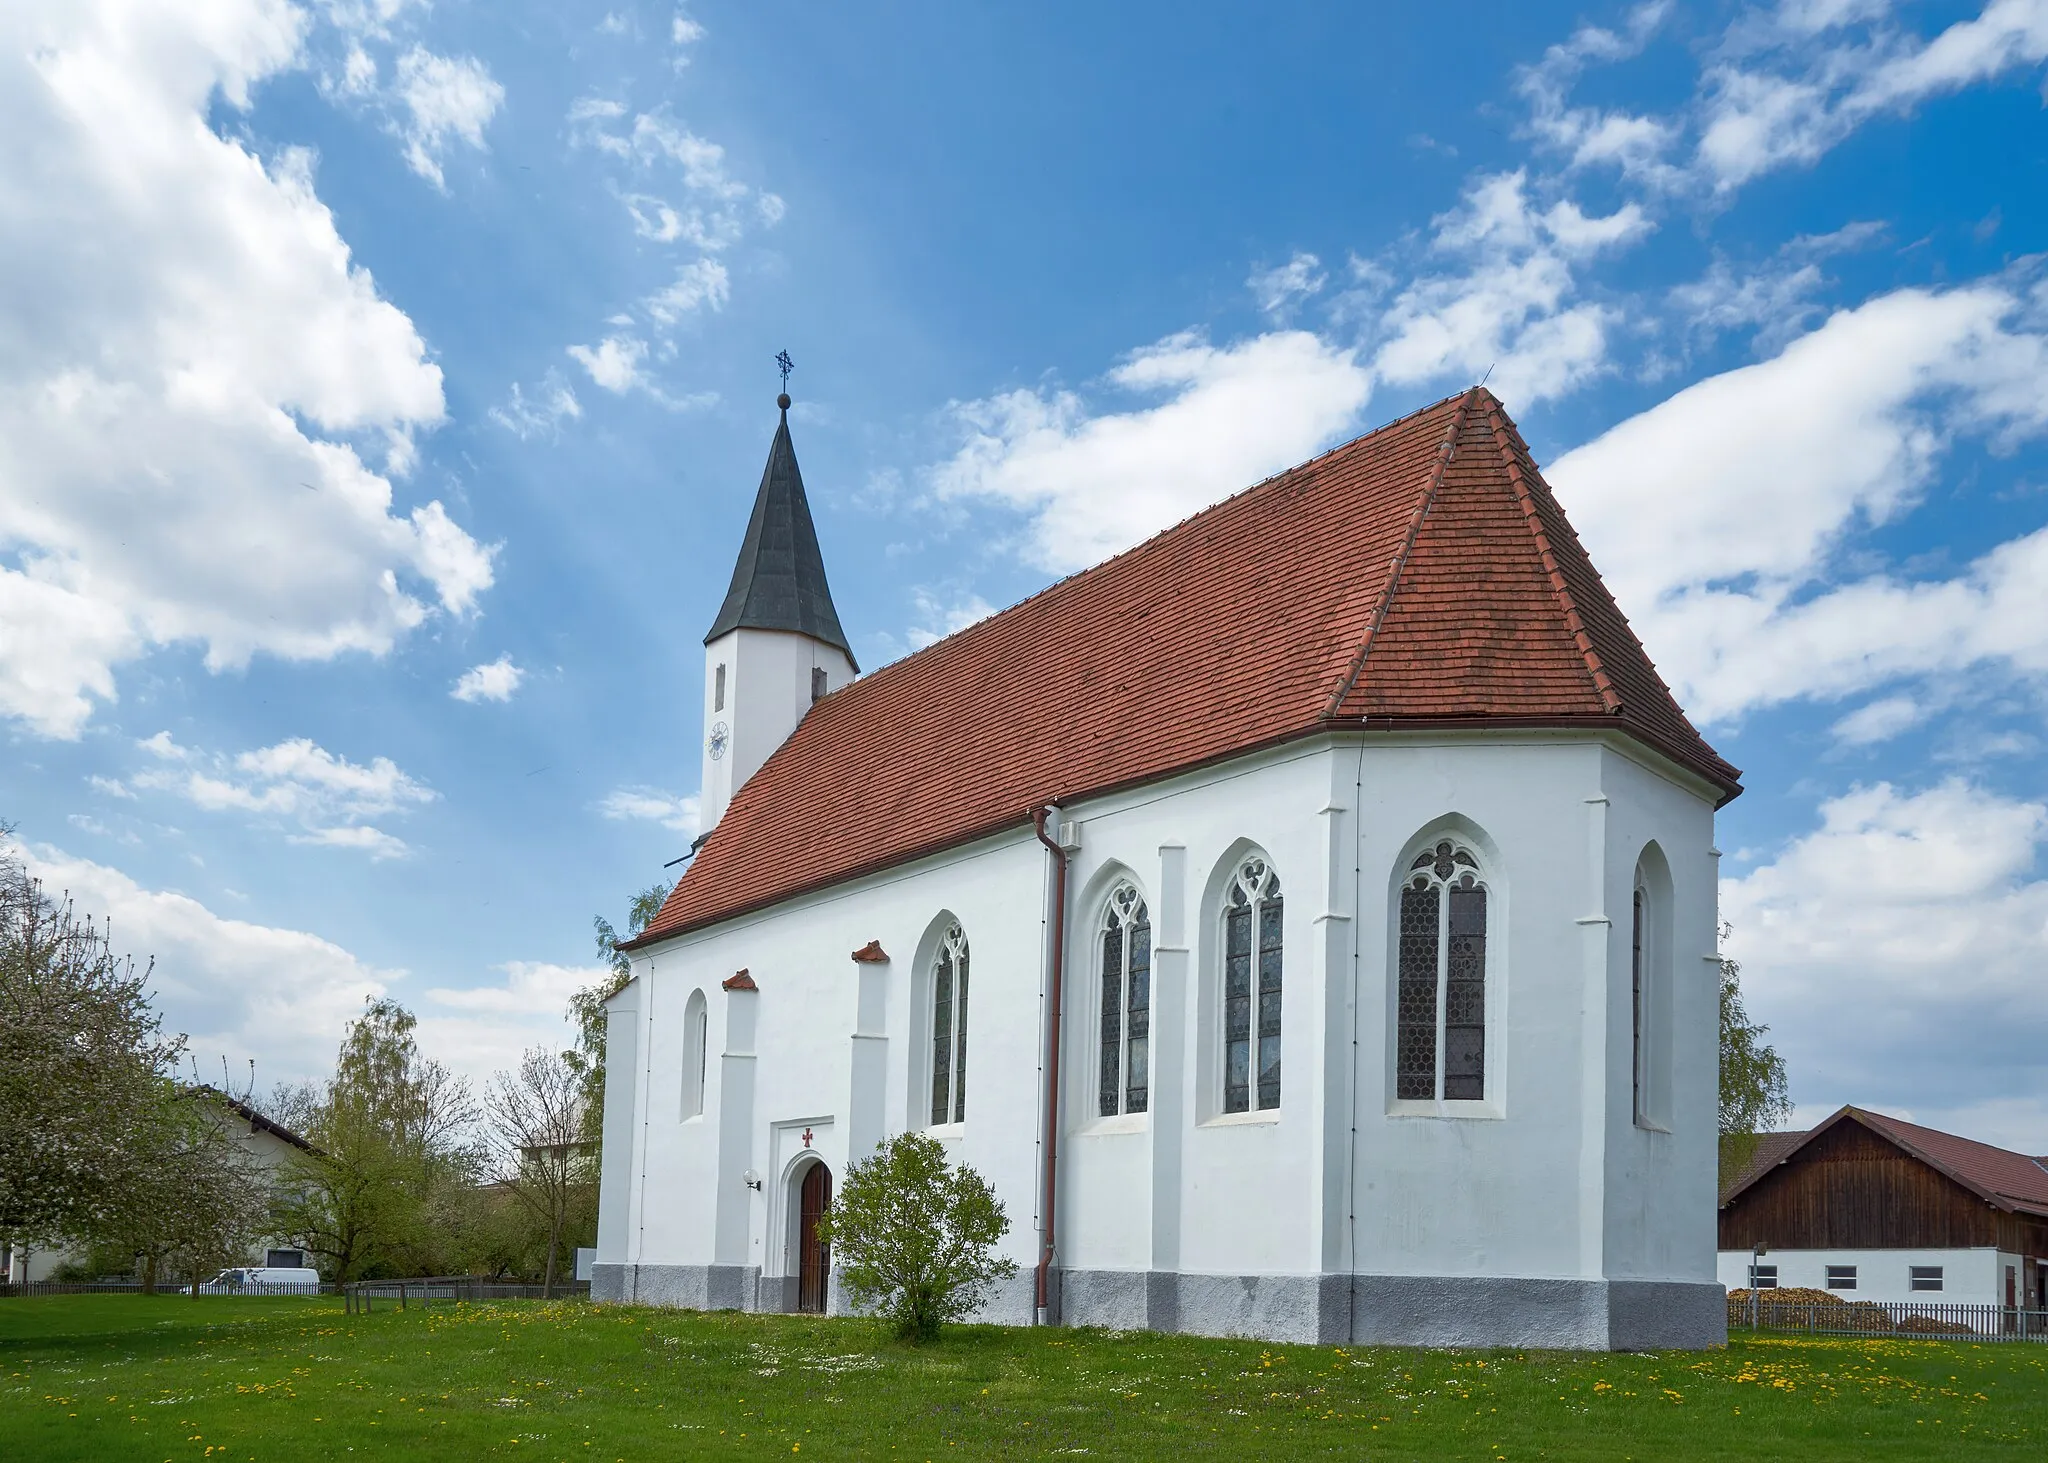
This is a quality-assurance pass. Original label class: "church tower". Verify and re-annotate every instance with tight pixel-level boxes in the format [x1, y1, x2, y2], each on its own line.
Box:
[698, 390, 857, 833]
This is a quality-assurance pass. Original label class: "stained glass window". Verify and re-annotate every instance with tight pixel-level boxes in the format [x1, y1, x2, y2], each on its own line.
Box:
[1631, 884, 1646, 1124]
[1223, 856, 1283, 1113]
[929, 925, 969, 1125]
[1395, 839, 1488, 1103]
[1098, 884, 1150, 1116]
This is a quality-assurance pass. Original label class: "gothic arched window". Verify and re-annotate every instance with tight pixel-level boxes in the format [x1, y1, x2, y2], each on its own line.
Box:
[1222, 856, 1284, 1113]
[681, 988, 708, 1120]
[929, 924, 969, 1125]
[1632, 880, 1648, 1125]
[1098, 884, 1151, 1117]
[1396, 838, 1489, 1102]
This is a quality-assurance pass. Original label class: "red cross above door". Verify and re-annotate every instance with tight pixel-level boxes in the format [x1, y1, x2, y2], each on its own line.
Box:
[801, 1127, 814, 1148]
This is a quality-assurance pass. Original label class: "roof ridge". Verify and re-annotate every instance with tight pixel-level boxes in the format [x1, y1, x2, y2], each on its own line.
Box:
[1478, 393, 1622, 715]
[816, 390, 1472, 710]
[1323, 388, 1476, 718]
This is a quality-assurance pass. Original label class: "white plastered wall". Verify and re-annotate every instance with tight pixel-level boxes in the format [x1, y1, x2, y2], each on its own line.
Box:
[596, 727, 1725, 1302]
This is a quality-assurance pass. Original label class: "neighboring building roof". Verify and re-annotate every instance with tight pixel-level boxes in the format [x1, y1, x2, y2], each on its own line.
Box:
[1719, 1130, 1809, 1203]
[703, 398, 857, 667]
[1721, 1106, 2048, 1219]
[185, 1084, 318, 1155]
[637, 387, 1740, 945]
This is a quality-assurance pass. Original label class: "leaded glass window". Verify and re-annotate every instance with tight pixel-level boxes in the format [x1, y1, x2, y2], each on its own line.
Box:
[1222, 856, 1283, 1113]
[1395, 839, 1488, 1103]
[1631, 883, 1646, 1125]
[1098, 884, 1151, 1117]
[929, 924, 969, 1125]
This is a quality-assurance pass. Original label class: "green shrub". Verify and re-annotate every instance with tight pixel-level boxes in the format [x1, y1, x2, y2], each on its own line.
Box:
[816, 1132, 1016, 1343]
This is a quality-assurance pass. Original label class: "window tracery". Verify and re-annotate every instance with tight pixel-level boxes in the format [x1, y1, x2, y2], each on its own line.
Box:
[1222, 856, 1283, 1113]
[1098, 884, 1151, 1117]
[1396, 839, 1488, 1102]
[929, 924, 969, 1125]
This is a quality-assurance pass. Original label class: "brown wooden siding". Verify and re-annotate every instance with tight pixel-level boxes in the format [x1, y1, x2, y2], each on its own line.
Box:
[1719, 1120, 2010, 1251]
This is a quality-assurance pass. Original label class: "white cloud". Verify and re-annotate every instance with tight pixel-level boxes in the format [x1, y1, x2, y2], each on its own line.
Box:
[1697, 0, 2048, 189]
[10, 836, 394, 1084]
[393, 47, 503, 189]
[906, 589, 996, 651]
[0, 1, 494, 738]
[1367, 171, 1649, 404]
[8, 834, 596, 1089]
[490, 373, 582, 438]
[671, 10, 705, 52]
[124, 731, 435, 857]
[931, 329, 1372, 574]
[644, 259, 730, 322]
[1248, 252, 1327, 317]
[1830, 694, 1928, 745]
[568, 335, 649, 393]
[1722, 780, 2048, 1135]
[600, 787, 701, 836]
[1547, 281, 2048, 722]
[451, 654, 523, 703]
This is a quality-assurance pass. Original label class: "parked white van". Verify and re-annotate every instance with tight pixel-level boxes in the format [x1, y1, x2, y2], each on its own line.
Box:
[201, 1266, 321, 1293]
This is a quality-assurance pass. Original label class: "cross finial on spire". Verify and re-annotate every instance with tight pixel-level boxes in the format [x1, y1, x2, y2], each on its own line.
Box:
[776, 349, 794, 392]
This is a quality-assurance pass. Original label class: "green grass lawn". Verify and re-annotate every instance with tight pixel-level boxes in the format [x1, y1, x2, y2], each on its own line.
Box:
[2, 1295, 2044, 1461]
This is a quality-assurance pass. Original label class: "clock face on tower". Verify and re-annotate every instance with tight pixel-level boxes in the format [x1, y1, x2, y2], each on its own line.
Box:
[707, 721, 730, 760]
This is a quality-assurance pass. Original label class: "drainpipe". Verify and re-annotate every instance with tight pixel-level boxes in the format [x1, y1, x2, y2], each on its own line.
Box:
[1032, 805, 1070, 1326]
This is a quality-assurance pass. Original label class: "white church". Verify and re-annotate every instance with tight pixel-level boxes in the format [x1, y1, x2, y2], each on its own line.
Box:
[593, 385, 1741, 1349]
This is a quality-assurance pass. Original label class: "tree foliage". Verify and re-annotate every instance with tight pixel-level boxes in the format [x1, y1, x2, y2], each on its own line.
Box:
[816, 1132, 1017, 1343]
[268, 997, 480, 1281]
[98, 1089, 268, 1295]
[485, 1046, 595, 1296]
[569, 883, 669, 1143]
[0, 833, 187, 1248]
[1718, 925, 1793, 1189]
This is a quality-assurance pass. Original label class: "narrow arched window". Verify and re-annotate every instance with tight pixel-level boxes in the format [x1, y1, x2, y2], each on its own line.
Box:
[1223, 856, 1283, 1113]
[680, 989, 708, 1120]
[1632, 882, 1647, 1125]
[1396, 839, 1488, 1102]
[1097, 884, 1151, 1116]
[929, 924, 969, 1125]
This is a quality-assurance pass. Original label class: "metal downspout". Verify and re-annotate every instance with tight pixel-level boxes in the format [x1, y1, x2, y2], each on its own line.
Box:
[1032, 806, 1069, 1326]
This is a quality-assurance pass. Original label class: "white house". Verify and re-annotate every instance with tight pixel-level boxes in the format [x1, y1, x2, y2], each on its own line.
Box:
[593, 386, 1742, 1349]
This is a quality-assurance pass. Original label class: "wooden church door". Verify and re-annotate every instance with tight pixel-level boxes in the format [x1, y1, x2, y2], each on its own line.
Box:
[797, 1163, 832, 1314]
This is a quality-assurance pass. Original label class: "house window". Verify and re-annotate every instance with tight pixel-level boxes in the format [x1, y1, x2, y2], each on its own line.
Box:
[681, 989, 708, 1120]
[811, 666, 828, 702]
[1396, 839, 1489, 1102]
[1826, 1265, 1857, 1290]
[929, 925, 969, 1125]
[1748, 1264, 1778, 1289]
[1222, 856, 1283, 1113]
[714, 663, 726, 712]
[1097, 884, 1151, 1117]
[1909, 1266, 1943, 1292]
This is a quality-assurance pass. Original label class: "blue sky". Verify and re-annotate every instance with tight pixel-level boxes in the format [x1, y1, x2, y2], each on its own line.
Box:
[4, 0, 2047, 1146]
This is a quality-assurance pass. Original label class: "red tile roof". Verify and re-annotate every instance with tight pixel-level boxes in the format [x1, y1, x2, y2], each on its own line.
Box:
[1722, 1107, 2048, 1218]
[1854, 1109, 2048, 1217]
[633, 387, 1740, 945]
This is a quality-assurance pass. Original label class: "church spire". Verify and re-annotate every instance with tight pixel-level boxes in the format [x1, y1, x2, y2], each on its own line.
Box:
[703, 386, 857, 670]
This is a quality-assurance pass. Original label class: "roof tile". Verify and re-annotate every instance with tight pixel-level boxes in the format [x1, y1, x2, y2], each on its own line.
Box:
[635, 388, 1739, 944]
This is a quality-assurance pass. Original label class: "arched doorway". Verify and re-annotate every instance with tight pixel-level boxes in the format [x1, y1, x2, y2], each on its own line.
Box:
[796, 1161, 833, 1314]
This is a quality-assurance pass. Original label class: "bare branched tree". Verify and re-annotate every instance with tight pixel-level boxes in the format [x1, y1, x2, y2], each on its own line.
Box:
[485, 1046, 593, 1297]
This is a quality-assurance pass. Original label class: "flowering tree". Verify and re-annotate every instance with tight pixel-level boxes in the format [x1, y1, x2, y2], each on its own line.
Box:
[817, 1132, 1015, 1342]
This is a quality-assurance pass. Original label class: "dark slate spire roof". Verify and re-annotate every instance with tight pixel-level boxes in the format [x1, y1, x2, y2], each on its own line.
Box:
[704, 397, 856, 668]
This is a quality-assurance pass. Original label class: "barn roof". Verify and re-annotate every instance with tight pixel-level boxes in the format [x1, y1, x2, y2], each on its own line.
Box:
[633, 386, 1739, 945]
[1721, 1107, 2048, 1218]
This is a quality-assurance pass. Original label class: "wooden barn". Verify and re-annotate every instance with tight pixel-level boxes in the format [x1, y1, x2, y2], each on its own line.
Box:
[1718, 1106, 2048, 1309]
